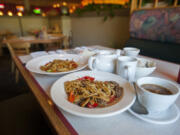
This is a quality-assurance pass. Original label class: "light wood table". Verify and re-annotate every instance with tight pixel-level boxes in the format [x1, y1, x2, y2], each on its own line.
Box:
[1, 36, 65, 55]
[13, 46, 180, 135]
[3, 36, 64, 44]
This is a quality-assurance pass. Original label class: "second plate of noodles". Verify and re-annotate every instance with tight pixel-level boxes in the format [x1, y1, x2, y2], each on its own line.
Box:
[40, 59, 78, 72]
[51, 71, 136, 118]
[26, 54, 88, 75]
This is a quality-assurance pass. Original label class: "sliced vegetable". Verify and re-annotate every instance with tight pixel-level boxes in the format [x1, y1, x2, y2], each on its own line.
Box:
[108, 96, 115, 103]
[68, 91, 75, 103]
[87, 102, 98, 108]
[78, 76, 95, 81]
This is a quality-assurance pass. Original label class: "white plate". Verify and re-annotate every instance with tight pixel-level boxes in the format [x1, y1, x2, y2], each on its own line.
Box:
[129, 103, 180, 124]
[26, 54, 88, 75]
[50, 71, 136, 118]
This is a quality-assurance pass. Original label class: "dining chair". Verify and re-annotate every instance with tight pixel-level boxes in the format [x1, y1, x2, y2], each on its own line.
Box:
[10, 42, 31, 55]
[6, 42, 30, 83]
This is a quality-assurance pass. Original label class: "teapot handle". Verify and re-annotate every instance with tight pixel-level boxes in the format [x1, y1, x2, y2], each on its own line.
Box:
[88, 56, 97, 70]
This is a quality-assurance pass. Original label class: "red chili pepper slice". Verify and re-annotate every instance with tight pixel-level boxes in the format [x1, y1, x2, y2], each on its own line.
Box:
[68, 91, 75, 103]
[72, 63, 78, 68]
[108, 96, 115, 104]
[78, 76, 95, 81]
[87, 102, 98, 108]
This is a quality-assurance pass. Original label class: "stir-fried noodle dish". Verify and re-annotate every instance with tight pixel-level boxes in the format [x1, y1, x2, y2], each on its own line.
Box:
[64, 76, 123, 108]
[40, 59, 78, 72]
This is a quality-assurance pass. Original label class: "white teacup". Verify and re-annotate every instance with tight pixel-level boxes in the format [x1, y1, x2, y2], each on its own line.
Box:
[123, 47, 140, 56]
[116, 56, 137, 82]
[136, 77, 180, 114]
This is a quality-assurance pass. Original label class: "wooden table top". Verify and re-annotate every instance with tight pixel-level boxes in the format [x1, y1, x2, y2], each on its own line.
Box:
[3, 36, 64, 44]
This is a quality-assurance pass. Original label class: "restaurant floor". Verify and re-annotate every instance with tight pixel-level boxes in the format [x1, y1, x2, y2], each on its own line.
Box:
[0, 51, 53, 135]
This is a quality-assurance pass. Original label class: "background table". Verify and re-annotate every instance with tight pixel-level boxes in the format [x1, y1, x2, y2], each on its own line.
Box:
[1, 35, 64, 56]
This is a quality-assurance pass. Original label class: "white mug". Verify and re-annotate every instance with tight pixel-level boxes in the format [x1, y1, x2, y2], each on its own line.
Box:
[88, 53, 117, 73]
[123, 47, 140, 56]
[136, 77, 180, 114]
[116, 56, 137, 82]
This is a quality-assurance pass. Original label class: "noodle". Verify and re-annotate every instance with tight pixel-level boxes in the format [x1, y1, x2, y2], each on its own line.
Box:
[64, 76, 123, 108]
[40, 59, 78, 72]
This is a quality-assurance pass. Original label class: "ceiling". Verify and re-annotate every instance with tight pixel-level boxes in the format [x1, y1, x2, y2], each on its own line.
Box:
[1, 0, 82, 7]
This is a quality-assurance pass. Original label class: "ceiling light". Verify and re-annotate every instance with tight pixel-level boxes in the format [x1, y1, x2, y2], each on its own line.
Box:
[0, 11, 3, 16]
[62, 2, 67, 6]
[72, 6, 76, 10]
[17, 12, 23, 16]
[56, 4, 60, 7]
[53, 4, 57, 8]
[8, 11, 13, 16]
[42, 13, 46, 17]
[69, 9, 73, 14]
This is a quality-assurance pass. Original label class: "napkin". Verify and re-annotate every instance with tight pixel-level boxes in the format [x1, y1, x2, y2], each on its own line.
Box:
[30, 51, 48, 58]
[18, 55, 32, 64]
[56, 49, 67, 54]
[80, 49, 96, 58]
[47, 51, 56, 55]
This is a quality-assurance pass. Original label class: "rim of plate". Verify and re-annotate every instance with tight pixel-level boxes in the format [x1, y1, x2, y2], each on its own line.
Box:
[50, 71, 136, 118]
[25, 54, 88, 75]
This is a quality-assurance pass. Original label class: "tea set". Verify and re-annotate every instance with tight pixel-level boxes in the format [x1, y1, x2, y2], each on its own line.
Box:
[88, 47, 143, 82]
[88, 47, 180, 124]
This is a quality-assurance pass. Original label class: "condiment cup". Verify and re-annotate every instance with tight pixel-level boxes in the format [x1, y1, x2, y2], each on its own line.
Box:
[123, 47, 140, 56]
[136, 77, 180, 114]
[135, 58, 156, 78]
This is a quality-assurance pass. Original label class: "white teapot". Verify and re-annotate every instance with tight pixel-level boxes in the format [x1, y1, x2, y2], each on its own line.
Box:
[88, 50, 121, 73]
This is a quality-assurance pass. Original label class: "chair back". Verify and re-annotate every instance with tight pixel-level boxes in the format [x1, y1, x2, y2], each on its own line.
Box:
[7, 42, 31, 55]
[6, 43, 16, 59]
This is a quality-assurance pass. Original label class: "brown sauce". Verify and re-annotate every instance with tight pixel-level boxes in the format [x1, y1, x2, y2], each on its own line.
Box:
[141, 84, 173, 95]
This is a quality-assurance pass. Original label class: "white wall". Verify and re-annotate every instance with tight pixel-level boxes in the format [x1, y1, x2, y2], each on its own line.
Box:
[0, 16, 49, 36]
[61, 16, 72, 37]
[0, 17, 21, 35]
[48, 17, 61, 28]
[21, 16, 48, 35]
[71, 15, 130, 49]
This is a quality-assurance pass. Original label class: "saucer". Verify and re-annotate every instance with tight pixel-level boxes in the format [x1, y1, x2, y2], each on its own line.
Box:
[128, 103, 180, 124]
